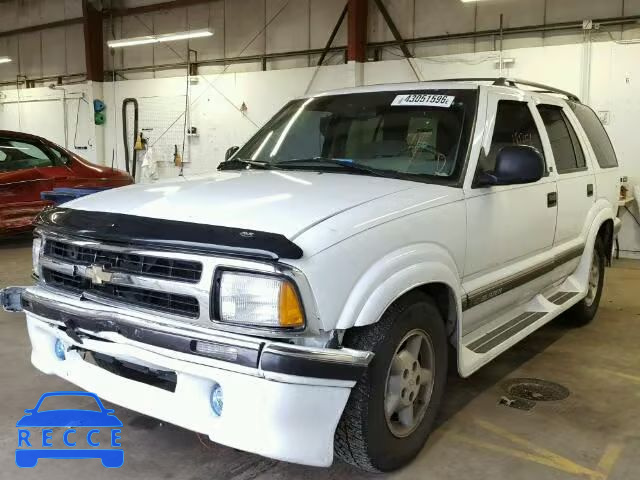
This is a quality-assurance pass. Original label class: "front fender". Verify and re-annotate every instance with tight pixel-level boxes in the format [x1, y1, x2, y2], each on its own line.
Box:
[335, 243, 463, 330]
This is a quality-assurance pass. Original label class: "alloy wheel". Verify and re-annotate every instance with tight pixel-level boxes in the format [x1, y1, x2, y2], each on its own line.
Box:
[383, 329, 436, 438]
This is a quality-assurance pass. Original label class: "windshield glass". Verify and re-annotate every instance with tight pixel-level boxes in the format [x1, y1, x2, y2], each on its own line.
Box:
[228, 89, 477, 183]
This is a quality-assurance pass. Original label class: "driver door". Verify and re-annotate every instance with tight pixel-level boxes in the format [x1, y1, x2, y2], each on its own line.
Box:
[461, 89, 558, 333]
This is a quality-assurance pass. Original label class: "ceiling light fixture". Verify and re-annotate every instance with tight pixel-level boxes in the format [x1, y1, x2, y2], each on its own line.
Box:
[0, 57, 12, 64]
[107, 28, 213, 48]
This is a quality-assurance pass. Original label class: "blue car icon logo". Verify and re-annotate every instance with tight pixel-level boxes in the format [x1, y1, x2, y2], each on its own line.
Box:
[16, 391, 123, 468]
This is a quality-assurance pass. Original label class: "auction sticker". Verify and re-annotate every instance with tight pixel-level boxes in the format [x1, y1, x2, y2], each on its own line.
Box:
[391, 94, 454, 108]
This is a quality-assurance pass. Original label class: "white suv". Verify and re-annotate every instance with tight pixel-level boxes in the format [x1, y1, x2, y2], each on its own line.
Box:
[2, 78, 621, 472]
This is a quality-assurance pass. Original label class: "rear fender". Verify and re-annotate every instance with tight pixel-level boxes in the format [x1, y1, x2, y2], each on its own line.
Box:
[573, 206, 616, 293]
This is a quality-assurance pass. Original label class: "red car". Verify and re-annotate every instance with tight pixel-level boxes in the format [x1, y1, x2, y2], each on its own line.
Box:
[0, 130, 133, 236]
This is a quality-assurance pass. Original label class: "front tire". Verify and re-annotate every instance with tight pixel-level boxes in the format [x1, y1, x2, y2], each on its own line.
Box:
[335, 292, 448, 472]
[565, 237, 605, 326]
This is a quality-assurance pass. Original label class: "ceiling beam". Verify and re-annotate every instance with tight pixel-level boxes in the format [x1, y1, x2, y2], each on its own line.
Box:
[104, 0, 212, 17]
[318, 3, 348, 66]
[0, 18, 83, 39]
[372, 0, 412, 58]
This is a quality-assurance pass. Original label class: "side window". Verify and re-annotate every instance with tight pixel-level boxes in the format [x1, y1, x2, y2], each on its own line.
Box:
[480, 100, 544, 173]
[0, 138, 54, 172]
[537, 105, 586, 173]
[568, 102, 619, 168]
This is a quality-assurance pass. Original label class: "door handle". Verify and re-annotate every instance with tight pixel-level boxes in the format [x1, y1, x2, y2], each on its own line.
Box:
[587, 184, 594, 197]
[547, 192, 558, 208]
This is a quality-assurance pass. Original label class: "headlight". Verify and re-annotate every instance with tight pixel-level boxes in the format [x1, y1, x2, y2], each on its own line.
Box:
[32, 236, 43, 277]
[216, 271, 304, 329]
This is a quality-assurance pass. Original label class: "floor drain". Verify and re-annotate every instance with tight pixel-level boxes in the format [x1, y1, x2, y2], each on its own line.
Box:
[498, 396, 536, 411]
[501, 378, 570, 402]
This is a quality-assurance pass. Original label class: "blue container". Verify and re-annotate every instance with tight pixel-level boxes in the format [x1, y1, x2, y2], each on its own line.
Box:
[40, 188, 107, 205]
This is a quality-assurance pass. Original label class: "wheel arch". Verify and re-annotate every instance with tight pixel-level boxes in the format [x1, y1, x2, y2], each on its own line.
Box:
[335, 244, 463, 344]
[571, 207, 617, 293]
[596, 218, 614, 265]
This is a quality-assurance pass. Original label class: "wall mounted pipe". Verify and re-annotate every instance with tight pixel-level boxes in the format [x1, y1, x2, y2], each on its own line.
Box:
[122, 98, 139, 181]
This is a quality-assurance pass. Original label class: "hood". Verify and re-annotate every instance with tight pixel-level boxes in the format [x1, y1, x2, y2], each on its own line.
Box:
[64, 170, 417, 239]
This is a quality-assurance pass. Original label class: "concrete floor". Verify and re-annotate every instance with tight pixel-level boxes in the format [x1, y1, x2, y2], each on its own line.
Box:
[1, 235, 639, 480]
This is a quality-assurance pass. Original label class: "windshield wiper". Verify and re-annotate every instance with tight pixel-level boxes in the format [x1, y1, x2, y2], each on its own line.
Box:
[218, 158, 278, 170]
[274, 157, 395, 177]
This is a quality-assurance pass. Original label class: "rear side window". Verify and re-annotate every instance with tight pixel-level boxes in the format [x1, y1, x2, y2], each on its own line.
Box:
[568, 102, 619, 168]
[537, 105, 586, 173]
[479, 100, 544, 173]
[0, 138, 54, 172]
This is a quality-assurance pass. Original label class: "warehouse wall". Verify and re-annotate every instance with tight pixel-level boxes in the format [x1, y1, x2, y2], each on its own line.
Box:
[104, 0, 640, 77]
[0, 0, 85, 84]
[3, 0, 640, 84]
[0, 82, 101, 162]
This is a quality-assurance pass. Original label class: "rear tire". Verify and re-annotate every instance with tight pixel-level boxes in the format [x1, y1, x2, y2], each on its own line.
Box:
[565, 237, 605, 326]
[334, 292, 448, 472]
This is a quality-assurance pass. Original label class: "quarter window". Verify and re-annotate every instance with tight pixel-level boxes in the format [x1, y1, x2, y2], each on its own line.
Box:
[537, 105, 586, 173]
[480, 100, 544, 174]
[568, 102, 619, 168]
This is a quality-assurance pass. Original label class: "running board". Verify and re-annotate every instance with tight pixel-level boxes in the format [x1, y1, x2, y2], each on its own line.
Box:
[467, 311, 545, 354]
[547, 291, 579, 305]
[460, 285, 586, 377]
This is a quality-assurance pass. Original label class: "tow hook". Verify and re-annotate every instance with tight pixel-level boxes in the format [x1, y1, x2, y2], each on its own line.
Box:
[0, 287, 26, 312]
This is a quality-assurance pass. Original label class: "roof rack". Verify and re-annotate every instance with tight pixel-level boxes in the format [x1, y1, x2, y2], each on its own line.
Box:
[433, 77, 580, 103]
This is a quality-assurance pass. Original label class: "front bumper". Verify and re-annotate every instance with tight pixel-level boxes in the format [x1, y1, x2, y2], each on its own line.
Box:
[3, 286, 373, 467]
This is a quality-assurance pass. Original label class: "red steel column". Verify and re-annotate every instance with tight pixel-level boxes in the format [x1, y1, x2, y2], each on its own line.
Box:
[347, 0, 368, 62]
[83, 0, 104, 82]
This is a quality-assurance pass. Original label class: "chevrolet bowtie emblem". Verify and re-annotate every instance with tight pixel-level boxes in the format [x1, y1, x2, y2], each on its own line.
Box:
[86, 265, 113, 285]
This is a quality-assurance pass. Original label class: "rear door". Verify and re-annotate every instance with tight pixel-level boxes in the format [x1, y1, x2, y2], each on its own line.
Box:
[534, 100, 595, 254]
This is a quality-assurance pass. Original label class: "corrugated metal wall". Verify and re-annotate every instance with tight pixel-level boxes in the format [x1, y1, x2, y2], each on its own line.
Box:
[1, 0, 640, 82]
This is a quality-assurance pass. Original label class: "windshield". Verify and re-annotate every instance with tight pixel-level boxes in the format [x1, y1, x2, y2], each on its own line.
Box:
[225, 89, 477, 183]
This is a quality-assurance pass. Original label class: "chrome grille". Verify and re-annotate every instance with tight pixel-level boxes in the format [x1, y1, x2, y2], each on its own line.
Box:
[36, 231, 313, 335]
[42, 267, 200, 319]
[45, 239, 202, 283]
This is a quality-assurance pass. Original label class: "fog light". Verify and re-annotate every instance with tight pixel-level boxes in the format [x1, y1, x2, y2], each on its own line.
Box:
[210, 383, 223, 417]
[194, 341, 238, 362]
[54, 339, 66, 360]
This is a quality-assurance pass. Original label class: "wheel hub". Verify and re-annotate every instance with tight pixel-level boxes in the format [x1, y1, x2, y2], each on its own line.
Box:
[384, 329, 435, 438]
[585, 251, 600, 307]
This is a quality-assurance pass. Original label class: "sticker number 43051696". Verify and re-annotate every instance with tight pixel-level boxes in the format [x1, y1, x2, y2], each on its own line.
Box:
[391, 94, 455, 108]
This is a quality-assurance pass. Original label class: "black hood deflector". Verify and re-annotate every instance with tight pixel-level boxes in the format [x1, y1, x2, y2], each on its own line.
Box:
[36, 208, 303, 260]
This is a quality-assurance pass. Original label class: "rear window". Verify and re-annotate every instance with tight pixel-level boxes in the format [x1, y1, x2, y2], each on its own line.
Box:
[568, 102, 618, 168]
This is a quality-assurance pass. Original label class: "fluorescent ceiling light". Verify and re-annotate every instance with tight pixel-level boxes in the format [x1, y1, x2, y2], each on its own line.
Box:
[108, 28, 213, 48]
[0, 57, 12, 64]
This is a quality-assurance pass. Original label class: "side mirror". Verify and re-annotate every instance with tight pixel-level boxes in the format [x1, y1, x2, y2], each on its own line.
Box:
[225, 146, 240, 161]
[476, 145, 545, 187]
